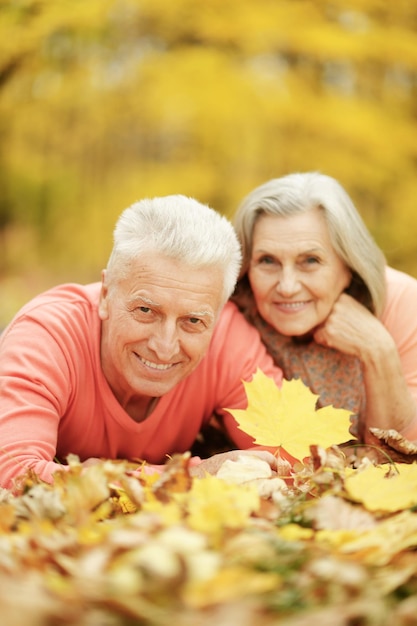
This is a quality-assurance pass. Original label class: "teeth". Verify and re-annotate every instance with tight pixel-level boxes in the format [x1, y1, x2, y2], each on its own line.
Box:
[140, 357, 173, 371]
[279, 302, 306, 309]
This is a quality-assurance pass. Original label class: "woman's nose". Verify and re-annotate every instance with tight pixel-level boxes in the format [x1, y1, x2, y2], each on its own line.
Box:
[275, 268, 300, 296]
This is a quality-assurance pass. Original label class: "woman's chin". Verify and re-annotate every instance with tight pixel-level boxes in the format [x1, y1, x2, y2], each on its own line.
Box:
[273, 322, 315, 341]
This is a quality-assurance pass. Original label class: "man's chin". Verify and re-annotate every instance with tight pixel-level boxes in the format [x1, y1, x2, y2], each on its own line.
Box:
[137, 373, 183, 397]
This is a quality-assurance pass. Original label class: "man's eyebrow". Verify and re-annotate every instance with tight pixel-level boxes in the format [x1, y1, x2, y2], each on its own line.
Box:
[128, 295, 160, 307]
[188, 310, 215, 320]
[128, 297, 215, 321]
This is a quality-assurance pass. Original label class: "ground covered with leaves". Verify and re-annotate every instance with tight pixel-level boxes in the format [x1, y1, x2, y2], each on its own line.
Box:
[1, 446, 417, 626]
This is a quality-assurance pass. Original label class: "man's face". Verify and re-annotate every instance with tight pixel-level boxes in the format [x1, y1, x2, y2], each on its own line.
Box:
[98, 252, 224, 409]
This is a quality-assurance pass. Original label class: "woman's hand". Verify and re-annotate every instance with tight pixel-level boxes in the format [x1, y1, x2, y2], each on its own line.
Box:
[314, 293, 417, 440]
[313, 293, 394, 359]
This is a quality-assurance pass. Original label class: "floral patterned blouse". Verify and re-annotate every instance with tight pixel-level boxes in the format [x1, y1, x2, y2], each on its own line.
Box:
[232, 284, 365, 435]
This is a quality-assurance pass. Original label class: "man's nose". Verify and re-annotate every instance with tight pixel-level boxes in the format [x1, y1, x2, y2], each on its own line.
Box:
[147, 322, 179, 360]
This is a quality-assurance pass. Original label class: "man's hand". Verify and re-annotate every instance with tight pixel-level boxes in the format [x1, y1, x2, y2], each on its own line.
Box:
[81, 457, 102, 468]
[189, 449, 279, 478]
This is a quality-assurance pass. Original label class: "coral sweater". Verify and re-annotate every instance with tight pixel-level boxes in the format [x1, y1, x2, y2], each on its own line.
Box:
[0, 283, 283, 489]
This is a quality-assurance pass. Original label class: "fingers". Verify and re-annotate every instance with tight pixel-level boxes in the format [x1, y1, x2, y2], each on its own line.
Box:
[189, 450, 278, 478]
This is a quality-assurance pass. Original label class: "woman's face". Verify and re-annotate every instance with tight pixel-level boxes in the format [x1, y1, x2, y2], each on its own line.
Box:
[248, 208, 352, 337]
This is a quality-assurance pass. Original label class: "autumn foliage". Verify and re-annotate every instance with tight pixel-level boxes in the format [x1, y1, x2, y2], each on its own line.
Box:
[1, 377, 417, 625]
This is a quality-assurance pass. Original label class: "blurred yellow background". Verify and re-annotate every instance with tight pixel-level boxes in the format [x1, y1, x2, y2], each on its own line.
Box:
[1, 0, 417, 327]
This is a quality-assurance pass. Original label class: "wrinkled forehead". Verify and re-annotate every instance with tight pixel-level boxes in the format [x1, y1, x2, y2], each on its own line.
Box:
[107, 252, 225, 312]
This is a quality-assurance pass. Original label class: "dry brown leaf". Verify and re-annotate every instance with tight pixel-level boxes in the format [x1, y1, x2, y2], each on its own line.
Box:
[370, 427, 417, 458]
[152, 452, 193, 502]
[13, 485, 66, 521]
[309, 495, 377, 531]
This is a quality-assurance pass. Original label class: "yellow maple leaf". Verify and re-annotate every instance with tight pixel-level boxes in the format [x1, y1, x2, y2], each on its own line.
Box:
[184, 474, 260, 536]
[344, 463, 417, 512]
[316, 510, 417, 566]
[184, 566, 281, 608]
[225, 369, 353, 460]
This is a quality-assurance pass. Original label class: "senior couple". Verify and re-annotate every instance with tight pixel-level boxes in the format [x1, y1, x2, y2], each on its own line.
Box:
[1, 172, 417, 489]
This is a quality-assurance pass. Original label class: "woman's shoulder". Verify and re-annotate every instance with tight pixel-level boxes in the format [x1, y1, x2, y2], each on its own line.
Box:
[385, 266, 417, 297]
[381, 266, 417, 325]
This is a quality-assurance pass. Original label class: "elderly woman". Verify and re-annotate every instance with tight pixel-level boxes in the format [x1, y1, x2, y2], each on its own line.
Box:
[232, 172, 417, 446]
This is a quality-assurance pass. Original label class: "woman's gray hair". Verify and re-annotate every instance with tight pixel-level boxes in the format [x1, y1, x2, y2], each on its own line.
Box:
[233, 172, 386, 315]
[106, 194, 242, 304]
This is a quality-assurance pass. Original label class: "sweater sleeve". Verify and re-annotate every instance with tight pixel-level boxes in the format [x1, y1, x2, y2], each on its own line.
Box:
[0, 315, 75, 489]
[381, 267, 417, 440]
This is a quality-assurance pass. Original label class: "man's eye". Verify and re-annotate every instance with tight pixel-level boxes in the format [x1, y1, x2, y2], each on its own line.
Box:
[189, 317, 201, 325]
[138, 306, 151, 313]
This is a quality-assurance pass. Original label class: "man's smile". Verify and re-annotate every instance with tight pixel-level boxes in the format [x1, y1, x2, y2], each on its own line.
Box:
[137, 355, 175, 371]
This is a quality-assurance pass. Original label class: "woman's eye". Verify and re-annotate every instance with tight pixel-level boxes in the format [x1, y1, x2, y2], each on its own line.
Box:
[258, 255, 275, 265]
[305, 256, 319, 265]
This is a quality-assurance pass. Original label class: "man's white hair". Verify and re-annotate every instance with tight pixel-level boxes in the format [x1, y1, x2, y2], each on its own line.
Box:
[106, 195, 242, 304]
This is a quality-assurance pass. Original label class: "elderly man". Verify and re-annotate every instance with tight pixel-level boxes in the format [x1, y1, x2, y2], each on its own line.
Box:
[0, 195, 282, 489]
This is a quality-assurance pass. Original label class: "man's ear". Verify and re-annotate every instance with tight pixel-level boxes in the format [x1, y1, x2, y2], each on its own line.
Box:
[98, 269, 109, 320]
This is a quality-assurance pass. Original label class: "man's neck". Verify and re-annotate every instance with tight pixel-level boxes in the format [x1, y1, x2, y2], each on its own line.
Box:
[124, 396, 159, 422]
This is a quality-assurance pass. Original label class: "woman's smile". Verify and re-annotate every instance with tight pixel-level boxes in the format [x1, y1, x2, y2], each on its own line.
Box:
[273, 300, 311, 313]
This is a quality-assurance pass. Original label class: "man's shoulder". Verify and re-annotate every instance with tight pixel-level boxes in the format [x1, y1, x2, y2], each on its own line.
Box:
[3, 283, 102, 340]
[17, 282, 101, 317]
[207, 300, 268, 365]
[215, 300, 255, 334]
